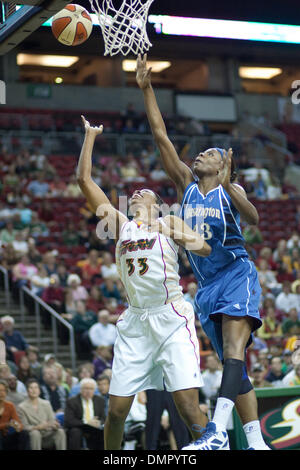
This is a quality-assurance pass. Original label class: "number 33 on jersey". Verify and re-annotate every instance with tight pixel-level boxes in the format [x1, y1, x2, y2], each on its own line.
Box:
[116, 220, 183, 308]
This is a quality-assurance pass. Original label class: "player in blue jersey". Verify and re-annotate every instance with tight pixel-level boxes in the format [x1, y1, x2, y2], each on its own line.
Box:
[137, 54, 270, 450]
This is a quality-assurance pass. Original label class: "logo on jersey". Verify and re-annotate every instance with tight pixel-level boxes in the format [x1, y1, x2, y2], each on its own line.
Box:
[120, 238, 157, 256]
[260, 398, 300, 450]
[184, 206, 221, 220]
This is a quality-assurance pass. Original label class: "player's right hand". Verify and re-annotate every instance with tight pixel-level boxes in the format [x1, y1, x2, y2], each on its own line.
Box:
[136, 54, 152, 89]
[81, 115, 103, 136]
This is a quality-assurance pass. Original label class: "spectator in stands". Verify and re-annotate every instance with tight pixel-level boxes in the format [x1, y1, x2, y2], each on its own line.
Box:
[266, 173, 282, 200]
[275, 281, 298, 314]
[150, 162, 166, 182]
[242, 224, 263, 246]
[281, 350, 294, 375]
[42, 251, 58, 276]
[37, 200, 54, 225]
[96, 374, 110, 419]
[62, 221, 80, 247]
[1, 243, 19, 271]
[26, 346, 42, 379]
[0, 364, 26, 395]
[78, 220, 90, 246]
[77, 250, 102, 282]
[257, 307, 283, 345]
[62, 288, 77, 320]
[0, 201, 15, 228]
[64, 378, 106, 450]
[27, 172, 49, 198]
[16, 355, 37, 385]
[100, 278, 121, 302]
[120, 153, 142, 182]
[48, 174, 67, 197]
[256, 350, 270, 376]
[92, 346, 113, 379]
[264, 356, 286, 387]
[0, 379, 30, 450]
[71, 300, 97, 356]
[257, 246, 277, 271]
[6, 374, 27, 406]
[69, 363, 99, 398]
[11, 230, 29, 256]
[15, 200, 32, 227]
[282, 363, 300, 387]
[86, 286, 105, 314]
[57, 263, 69, 288]
[64, 175, 82, 198]
[29, 212, 49, 239]
[286, 232, 300, 252]
[71, 300, 97, 335]
[3, 164, 20, 189]
[201, 353, 222, 402]
[40, 366, 68, 414]
[105, 297, 124, 323]
[67, 274, 89, 302]
[30, 263, 50, 296]
[183, 282, 197, 309]
[18, 378, 66, 450]
[1, 221, 17, 244]
[250, 364, 273, 388]
[273, 240, 291, 268]
[41, 274, 65, 315]
[101, 252, 119, 281]
[282, 308, 300, 336]
[88, 309, 117, 349]
[253, 173, 267, 199]
[259, 284, 275, 310]
[1, 315, 29, 363]
[290, 248, 300, 277]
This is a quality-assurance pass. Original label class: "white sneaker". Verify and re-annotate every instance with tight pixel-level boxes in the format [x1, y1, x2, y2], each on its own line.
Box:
[182, 422, 230, 450]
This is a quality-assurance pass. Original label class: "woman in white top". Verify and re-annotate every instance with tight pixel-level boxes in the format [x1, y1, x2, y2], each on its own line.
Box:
[77, 115, 211, 450]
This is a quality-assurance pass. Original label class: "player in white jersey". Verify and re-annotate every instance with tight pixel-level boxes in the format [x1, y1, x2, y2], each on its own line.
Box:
[77, 115, 211, 450]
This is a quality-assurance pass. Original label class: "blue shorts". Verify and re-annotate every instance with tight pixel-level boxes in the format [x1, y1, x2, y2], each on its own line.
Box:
[195, 257, 262, 363]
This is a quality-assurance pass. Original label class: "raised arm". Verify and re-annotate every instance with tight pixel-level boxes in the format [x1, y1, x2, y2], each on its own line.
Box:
[76, 116, 128, 241]
[150, 215, 211, 257]
[136, 54, 194, 200]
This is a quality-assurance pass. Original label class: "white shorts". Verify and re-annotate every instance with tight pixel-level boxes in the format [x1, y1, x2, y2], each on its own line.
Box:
[109, 297, 203, 397]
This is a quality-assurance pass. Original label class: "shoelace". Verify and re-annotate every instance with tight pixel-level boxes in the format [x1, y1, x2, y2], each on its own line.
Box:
[186, 424, 215, 446]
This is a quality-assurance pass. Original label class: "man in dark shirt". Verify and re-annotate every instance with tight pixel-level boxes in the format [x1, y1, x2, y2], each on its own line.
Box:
[265, 356, 285, 386]
[40, 366, 67, 413]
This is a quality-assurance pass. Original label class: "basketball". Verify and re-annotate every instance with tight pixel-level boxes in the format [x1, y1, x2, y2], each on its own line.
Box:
[51, 4, 93, 46]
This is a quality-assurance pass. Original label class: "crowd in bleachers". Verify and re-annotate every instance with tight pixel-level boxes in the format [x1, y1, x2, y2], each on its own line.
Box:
[0, 109, 300, 450]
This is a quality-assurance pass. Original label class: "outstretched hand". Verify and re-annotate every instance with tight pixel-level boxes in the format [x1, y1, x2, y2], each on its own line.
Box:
[81, 115, 103, 136]
[218, 148, 233, 191]
[136, 53, 152, 90]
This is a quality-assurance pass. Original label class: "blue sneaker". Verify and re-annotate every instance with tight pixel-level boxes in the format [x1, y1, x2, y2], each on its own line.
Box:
[182, 422, 230, 450]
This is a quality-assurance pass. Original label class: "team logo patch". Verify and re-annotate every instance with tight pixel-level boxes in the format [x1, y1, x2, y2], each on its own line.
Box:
[260, 398, 300, 450]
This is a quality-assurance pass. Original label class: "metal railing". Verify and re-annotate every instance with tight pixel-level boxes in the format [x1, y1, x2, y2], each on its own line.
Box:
[19, 286, 76, 371]
[0, 265, 11, 311]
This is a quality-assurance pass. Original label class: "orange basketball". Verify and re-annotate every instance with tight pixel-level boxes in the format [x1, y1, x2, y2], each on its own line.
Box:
[51, 4, 93, 46]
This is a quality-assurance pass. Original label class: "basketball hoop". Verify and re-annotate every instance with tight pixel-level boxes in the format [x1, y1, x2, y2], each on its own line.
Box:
[89, 0, 154, 56]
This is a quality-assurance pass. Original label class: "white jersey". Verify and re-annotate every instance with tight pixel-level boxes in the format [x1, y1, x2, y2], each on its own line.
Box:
[116, 220, 182, 308]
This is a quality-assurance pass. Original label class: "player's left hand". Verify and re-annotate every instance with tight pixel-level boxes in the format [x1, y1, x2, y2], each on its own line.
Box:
[81, 115, 103, 136]
[218, 148, 233, 191]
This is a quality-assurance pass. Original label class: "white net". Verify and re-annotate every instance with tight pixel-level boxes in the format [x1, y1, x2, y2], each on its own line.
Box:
[89, 0, 154, 56]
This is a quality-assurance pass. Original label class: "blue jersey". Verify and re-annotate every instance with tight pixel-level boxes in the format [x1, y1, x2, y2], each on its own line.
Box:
[180, 181, 249, 287]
